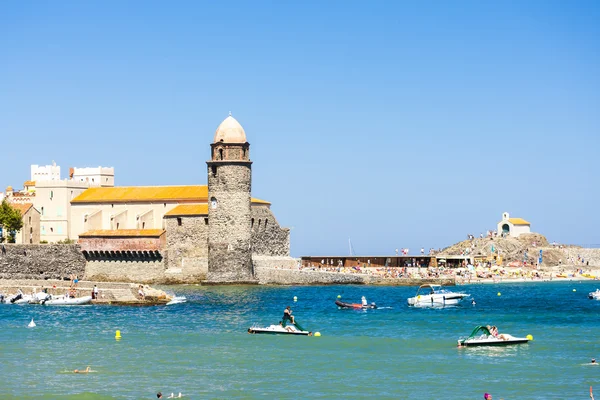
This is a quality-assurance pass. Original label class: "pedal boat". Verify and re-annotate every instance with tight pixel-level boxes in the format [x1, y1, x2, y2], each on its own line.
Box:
[457, 325, 530, 347]
[248, 322, 312, 336]
[589, 289, 600, 300]
[407, 284, 469, 307]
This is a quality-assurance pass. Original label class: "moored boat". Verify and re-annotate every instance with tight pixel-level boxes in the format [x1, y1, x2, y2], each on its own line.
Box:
[457, 325, 531, 347]
[589, 289, 600, 300]
[407, 284, 469, 307]
[335, 298, 377, 309]
[42, 295, 93, 306]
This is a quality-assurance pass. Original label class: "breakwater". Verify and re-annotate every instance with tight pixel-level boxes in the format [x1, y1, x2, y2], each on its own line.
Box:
[255, 267, 455, 286]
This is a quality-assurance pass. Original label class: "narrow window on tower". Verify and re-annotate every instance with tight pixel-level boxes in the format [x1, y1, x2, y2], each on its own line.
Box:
[211, 166, 217, 176]
[211, 197, 217, 209]
[204, 218, 208, 225]
[251, 218, 254, 228]
[219, 148, 224, 160]
[264, 219, 268, 229]
[177, 218, 182, 226]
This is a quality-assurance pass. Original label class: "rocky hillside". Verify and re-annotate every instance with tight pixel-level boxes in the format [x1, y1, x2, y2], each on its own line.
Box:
[438, 233, 600, 267]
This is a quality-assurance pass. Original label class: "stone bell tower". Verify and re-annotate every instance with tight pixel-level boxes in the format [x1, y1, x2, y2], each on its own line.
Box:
[205, 114, 256, 283]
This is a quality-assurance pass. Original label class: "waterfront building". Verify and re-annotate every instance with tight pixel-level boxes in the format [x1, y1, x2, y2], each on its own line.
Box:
[76, 115, 292, 283]
[497, 212, 531, 238]
[31, 164, 115, 242]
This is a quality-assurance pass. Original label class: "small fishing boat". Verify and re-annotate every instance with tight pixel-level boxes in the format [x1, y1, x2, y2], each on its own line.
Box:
[407, 284, 469, 307]
[248, 321, 312, 336]
[335, 296, 377, 309]
[42, 295, 93, 306]
[457, 325, 531, 347]
[589, 289, 600, 300]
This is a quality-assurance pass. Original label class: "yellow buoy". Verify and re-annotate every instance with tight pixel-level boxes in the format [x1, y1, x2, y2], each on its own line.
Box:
[497, 292, 501, 296]
[526, 334, 533, 341]
[573, 289, 577, 292]
[337, 295, 341, 299]
[314, 332, 321, 337]
[115, 330, 121, 340]
[293, 296, 297, 302]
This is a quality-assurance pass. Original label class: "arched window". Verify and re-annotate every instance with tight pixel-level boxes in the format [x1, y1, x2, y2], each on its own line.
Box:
[219, 148, 224, 160]
[41, 207, 44, 216]
[211, 197, 217, 209]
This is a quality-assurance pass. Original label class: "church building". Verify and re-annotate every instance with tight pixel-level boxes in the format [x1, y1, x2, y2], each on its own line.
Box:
[76, 115, 292, 283]
[497, 212, 531, 238]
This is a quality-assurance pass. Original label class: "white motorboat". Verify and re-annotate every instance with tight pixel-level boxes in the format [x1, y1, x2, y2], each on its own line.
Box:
[248, 322, 312, 336]
[42, 295, 93, 306]
[2, 292, 33, 305]
[457, 325, 531, 347]
[589, 289, 600, 300]
[407, 284, 469, 307]
[28, 292, 52, 304]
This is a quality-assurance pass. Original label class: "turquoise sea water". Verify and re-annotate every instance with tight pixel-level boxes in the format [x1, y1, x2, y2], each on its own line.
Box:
[1, 281, 599, 399]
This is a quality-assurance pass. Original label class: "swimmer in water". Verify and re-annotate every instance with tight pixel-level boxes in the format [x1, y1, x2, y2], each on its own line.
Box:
[73, 366, 91, 374]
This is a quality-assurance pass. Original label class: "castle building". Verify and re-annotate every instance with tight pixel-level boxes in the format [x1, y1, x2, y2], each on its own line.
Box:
[76, 115, 292, 283]
[497, 212, 531, 238]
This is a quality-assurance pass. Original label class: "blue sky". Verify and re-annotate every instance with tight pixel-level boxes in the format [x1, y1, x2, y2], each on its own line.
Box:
[1, 1, 598, 256]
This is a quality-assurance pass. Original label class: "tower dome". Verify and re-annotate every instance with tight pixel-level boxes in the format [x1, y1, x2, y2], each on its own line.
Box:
[213, 115, 246, 143]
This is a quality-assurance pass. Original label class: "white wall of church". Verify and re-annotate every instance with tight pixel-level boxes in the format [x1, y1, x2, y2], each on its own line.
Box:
[70, 201, 201, 237]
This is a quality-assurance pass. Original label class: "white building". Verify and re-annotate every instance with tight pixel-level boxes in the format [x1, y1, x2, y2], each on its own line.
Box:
[70, 166, 115, 187]
[30, 163, 115, 242]
[31, 162, 61, 182]
[497, 212, 531, 238]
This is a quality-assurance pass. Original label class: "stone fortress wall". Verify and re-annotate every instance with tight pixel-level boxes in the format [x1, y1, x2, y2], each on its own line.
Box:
[163, 215, 209, 282]
[251, 206, 290, 256]
[0, 244, 85, 280]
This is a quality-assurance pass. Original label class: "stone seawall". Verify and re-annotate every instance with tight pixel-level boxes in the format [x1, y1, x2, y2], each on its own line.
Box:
[255, 267, 455, 286]
[85, 259, 165, 284]
[0, 244, 86, 280]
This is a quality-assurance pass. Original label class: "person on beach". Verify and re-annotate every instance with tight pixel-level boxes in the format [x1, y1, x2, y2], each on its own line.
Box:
[283, 306, 295, 324]
[73, 366, 91, 374]
[138, 285, 145, 300]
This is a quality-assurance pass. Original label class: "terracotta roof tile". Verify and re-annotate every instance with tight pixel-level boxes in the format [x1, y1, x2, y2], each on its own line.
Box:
[72, 185, 208, 203]
[11, 203, 33, 215]
[508, 218, 530, 225]
[164, 204, 209, 216]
